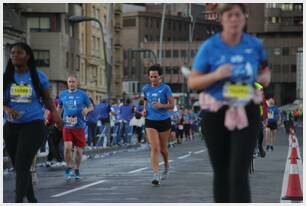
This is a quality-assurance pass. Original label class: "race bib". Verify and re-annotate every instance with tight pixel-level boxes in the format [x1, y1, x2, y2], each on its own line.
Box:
[223, 83, 253, 102]
[178, 125, 184, 130]
[268, 112, 274, 119]
[10, 84, 33, 103]
[66, 116, 78, 126]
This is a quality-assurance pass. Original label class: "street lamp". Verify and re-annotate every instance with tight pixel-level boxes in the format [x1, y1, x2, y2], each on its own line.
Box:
[69, 15, 111, 103]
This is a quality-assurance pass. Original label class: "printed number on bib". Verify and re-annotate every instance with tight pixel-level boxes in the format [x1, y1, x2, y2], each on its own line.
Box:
[178, 125, 183, 130]
[268, 112, 274, 119]
[10, 84, 33, 103]
[66, 116, 78, 126]
[223, 83, 253, 101]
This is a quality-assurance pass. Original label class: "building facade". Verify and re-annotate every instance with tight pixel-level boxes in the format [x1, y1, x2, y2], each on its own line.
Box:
[247, 3, 303, 105]
[3, 4, 28, 69]
[122, 9, 220, 103]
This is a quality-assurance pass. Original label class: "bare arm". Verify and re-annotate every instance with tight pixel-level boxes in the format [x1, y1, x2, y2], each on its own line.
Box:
[188, 64, 232, 90]
[43, 89, 63, 129]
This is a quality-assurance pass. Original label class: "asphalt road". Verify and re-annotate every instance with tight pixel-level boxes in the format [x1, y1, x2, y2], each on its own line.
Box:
[3, 123, 303, 203]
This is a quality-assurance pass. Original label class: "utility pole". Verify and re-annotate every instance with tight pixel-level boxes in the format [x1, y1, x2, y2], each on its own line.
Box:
[159, 4, 166, 65]
[106, 3, 113, 101]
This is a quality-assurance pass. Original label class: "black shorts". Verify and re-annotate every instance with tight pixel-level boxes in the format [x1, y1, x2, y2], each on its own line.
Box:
[145, 118, 171, 133]
[267, 121, 277, 130]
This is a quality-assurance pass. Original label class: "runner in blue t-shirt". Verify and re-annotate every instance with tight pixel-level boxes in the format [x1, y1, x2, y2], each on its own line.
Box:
[3, 42, 63, 203]
[58, 75, 93, 180]
[266, 98, 280, 151]
[187, 4, 271, 202]
[142, 64, 174, 186]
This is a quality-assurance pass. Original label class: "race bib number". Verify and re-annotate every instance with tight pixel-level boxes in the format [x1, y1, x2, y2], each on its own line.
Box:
[178, 125, 184, 130]
[66, 116, 78, 126]
[10, 84, 32, 103]
[223, 83, 253, 101]
[268, 112, 274, 119]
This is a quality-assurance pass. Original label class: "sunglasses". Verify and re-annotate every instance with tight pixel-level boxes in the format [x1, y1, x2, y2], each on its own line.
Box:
[150, 76, 158, 78]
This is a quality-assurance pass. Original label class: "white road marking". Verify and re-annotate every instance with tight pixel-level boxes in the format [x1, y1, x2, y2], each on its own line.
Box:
[178, 153, 191, 159]
[194, 149, 207, 154]
[128, 167, 148, 174]
[51, 180, 106, 198]
[159, 159, 174, 165]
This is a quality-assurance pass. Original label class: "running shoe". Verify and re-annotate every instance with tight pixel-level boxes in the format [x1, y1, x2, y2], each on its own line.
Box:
[152, 172, 160, 186]
[161, 168, 169, 180]
[74, 169, 81, 179]
[64, 167, 72, 180]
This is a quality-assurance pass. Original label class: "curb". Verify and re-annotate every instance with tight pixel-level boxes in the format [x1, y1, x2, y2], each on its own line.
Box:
[3, 144, 142, 169]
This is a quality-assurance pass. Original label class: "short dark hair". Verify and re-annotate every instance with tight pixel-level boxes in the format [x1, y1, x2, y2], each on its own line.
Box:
[218, 3, 247, 15]
[148, 64, 163, 75]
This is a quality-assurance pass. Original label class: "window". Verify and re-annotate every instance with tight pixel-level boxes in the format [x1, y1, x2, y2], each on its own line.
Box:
[282, 47, 289, 56]
[66, 52, 69, 68]
[173, 21, 176, 30]
[28, 17, 51, 32]
[293, 16, 303, 25]
[179, 22, 182, 31]
[282, 64, 290, 73]
[273, 64, 281, 73]
[289, 47, 297, 56]
[33, 50, 50, 67]
[191, 49, 196, 57]
[156, 19, 160, 28]
[173, 49, 179, 58]
[165, 67, 172, 74]
[145, 17, 148, 27]
[76, 55, 80, 71]
[173, 66, 179, 74]
[167, 20, 171, 29]
[181, 49, 187, 57]
[165, 50, 171, 58]
[291, 64, 297, 73]
[273, 48, 282, 55]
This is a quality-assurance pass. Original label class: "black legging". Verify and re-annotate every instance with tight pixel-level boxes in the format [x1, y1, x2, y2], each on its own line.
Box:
[257, 121, 264, 152]
[4, 120, 44, 203]
[200, 103, 260, 203]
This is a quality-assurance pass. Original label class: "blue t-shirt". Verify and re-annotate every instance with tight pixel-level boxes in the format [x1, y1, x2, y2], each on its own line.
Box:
[119, 105, 134, 122]
[192, 32, 267, 101]
[96, 102, 111, 120]
[4, 71, 49, 123]
[86, 105, 99, 123]
[267, 106, 279, 123]
[143, 83, 173, 121]
[59, 89, 91, 128]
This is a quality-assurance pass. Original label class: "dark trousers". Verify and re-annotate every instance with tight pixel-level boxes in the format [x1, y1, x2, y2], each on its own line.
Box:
[87, 121, 97, 146]
[200, 103, 260, 203]
[4, 120, 45, 202]
[47, 125, 64, 162]
[257, 121, 264, 153]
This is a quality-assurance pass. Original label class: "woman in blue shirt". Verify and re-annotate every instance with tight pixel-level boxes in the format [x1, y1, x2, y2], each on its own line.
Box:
[188, 4, 271, 202]
[3, 42, 63, 202]
[143, 64, 174, 186]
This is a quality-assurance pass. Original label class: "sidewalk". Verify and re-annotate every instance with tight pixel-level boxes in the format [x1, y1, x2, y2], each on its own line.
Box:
[3, 143, 142, 169]
[250, 125, 303, 203]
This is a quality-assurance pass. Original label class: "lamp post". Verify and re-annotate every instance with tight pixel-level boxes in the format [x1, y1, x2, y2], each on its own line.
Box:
[69, 15, 111, 103]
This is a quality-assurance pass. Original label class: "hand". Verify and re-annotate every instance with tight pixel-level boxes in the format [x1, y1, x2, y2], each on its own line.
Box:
[82, 108, 88, 116]
[257, 67, 271, 87]
[214, 64, 233, 80]
[152, 102, 164, 109]
[52, 112, 63, 130]
[142, 109, 147, 117]
[4, 107, 20, 120]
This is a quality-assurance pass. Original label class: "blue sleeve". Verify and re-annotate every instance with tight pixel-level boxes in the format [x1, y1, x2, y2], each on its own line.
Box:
[83, 92, 91, 107]
[143, 85, 147, 99]
[165, 85, 173, 97]
[192, 40, 211, 73]
[59, 92, 64, 107]
[38, 71, 49, 91]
